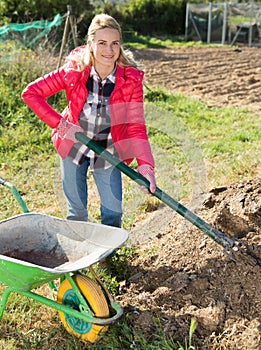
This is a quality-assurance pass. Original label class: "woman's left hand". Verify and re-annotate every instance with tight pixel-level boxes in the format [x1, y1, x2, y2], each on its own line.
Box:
[138, 164, 156, 194]
[57, 118, 83, 142]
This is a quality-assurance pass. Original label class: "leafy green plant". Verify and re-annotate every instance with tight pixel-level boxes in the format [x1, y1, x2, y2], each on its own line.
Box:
[98, 246, 136, 284]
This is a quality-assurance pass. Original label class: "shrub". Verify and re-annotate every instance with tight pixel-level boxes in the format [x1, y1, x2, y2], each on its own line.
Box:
[122, 0, 186, 35]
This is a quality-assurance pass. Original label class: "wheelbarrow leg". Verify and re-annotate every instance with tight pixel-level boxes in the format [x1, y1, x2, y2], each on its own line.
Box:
[0, 288, 12, 320]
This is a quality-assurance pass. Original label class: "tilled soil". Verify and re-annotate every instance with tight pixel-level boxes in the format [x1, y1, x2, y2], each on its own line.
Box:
[134, 46, 261, 110]
[117, 47, 261, 349]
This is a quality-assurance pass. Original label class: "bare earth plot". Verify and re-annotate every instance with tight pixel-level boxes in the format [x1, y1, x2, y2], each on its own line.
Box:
[117, 47, 261, 349]
[136, 46, 261, 111]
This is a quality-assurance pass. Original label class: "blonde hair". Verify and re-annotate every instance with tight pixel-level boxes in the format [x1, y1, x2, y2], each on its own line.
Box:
[66, 14, 138, 71]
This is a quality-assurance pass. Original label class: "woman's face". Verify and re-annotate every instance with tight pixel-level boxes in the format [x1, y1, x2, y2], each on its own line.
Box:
[89, 28, 120, 73]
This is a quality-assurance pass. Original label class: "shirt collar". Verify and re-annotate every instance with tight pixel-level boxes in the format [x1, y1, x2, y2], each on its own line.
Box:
[90, 65, 116, 84]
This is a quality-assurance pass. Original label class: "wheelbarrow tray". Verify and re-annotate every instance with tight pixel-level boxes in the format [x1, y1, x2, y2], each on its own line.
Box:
[0, 213, 128, 291]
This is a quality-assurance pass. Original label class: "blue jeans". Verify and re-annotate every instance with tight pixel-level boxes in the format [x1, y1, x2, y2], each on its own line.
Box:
[60, 156, 122, 227]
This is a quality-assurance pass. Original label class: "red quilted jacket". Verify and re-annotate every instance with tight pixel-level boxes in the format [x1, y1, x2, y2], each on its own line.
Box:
[21, 51, 154, 167]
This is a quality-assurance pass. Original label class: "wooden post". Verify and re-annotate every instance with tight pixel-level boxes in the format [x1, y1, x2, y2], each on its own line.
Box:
[57, 5, 78, 69]
[68, 5, 78, 47]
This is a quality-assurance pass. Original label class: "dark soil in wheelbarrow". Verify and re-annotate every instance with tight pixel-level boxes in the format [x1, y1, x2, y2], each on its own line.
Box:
[4, 250, 69, 268]
[117, 177, 261, 349]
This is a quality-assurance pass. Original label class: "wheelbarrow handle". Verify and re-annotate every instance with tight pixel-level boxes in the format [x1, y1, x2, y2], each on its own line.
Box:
[75, 133, 235, 252]
[0, 177, 29, 213]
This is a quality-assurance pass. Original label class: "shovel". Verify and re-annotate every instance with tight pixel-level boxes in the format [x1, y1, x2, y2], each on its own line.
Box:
[75, 133, 255, 262]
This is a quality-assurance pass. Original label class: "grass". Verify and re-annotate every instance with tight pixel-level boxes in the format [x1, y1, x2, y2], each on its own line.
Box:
[0, 40, 260, 349]
[144, 90, 260, 189]
[123, 32, 226, 49]
[0, 288, 198, 349]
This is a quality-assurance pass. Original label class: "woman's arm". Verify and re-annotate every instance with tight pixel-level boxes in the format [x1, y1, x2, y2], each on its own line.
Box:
[21, 68, 66, 128]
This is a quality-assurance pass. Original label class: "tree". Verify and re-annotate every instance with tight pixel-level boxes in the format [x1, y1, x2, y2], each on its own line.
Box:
[0, 0, 93, 23]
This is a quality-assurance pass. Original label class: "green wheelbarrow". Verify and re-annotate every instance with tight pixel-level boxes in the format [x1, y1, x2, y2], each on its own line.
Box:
[0, 178, 128, 343]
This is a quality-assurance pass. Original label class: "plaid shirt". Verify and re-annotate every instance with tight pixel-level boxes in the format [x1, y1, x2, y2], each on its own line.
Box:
[68, 66, 117, 169]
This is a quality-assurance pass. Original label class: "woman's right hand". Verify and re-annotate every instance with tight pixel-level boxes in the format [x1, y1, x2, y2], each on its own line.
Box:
[138, 164, 156, 194]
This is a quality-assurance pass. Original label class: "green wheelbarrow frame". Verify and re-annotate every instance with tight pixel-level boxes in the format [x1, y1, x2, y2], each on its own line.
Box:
[0, 270, 121, 326]
[0, 177, 128, 329]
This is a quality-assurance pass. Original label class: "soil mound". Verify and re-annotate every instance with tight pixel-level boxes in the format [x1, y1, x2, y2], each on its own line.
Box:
[119, 177, 261, 349]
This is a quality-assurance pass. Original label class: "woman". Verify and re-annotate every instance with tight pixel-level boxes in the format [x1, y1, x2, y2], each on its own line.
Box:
[22, 13, 156, 227]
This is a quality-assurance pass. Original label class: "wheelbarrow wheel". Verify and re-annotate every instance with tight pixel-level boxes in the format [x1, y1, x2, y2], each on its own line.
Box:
[57, 274, 110, 343]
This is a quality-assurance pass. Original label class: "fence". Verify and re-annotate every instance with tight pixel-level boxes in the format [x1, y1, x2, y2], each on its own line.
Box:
[185, 2, 261, 46]
[0, 14, 63, 48]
